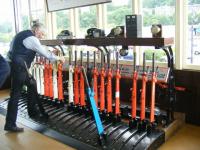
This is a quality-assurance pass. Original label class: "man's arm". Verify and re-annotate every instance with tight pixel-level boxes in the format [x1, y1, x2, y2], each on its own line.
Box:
[23, 36, 59, 62]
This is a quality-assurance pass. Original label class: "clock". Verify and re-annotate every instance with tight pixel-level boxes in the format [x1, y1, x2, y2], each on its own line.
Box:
[151, 24, 162, 38]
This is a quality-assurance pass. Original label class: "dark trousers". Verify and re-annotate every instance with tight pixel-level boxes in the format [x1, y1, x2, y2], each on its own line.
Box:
[5, 63, 45, 127]
[0, 55, 10, 88]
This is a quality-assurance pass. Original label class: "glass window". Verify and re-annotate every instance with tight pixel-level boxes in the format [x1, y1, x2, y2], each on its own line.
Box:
[106, 0, 132, 60]
[55, 10, 70, 36]
[142, 0, 176, 63]
[30, 0, 45, 24]
[78, 6, 97, 38]
[18, 0, 30, 31]
[53, 10, 71, 56]
[106, 0, 132, 32]
[187, 0, 200, 65]
[0, 0, 16, 57]
[77, 6, 97, 57]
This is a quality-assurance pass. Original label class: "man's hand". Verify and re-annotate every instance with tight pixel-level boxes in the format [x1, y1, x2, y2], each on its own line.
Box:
[52, 48, 59, 55]
[57, 56, 65, 63]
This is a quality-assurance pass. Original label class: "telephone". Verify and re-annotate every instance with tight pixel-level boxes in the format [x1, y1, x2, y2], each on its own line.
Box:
[56, 30, 73, 39]
[86, 28, 105, 38]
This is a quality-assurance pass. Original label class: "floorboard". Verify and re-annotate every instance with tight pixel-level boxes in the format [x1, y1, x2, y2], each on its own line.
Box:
[1, 89, 200, 150]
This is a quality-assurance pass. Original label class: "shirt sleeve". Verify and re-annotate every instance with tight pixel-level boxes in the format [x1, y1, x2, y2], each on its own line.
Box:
[23, 36, 59, 62]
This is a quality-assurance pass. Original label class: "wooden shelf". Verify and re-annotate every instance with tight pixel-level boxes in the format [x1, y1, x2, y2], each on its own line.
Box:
[40, 39, 63, 46]
[41, 37, 174, 47]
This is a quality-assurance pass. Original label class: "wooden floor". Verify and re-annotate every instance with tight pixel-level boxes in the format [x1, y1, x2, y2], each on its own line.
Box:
[0, 89, 74, 150]
[0, 89, 200, 150]
[159, 124, 200, 150]
[0, 115, 75, 150]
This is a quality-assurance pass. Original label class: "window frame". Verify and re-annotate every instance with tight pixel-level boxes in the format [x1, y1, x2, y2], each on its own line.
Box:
[7, 0, 200, 70]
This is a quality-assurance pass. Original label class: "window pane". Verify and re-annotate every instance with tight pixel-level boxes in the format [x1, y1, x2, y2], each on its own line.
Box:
[0, 0, 15, 56]
[142, 0, 176, 63]
[19, 0, 30, 31]
[54, 10, 71, 55]
[106, 0, 132, 60]
[55, 10, 70, 36]
[78, 6, 97, 38]
[30, 0, 45, 24]
[187, 0, 200, 65]
[106, 0, 132, 31]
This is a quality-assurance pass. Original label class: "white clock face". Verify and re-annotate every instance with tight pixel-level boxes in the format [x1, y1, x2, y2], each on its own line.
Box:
[151, 25, 161, 34]
[114, 27, 122, 35]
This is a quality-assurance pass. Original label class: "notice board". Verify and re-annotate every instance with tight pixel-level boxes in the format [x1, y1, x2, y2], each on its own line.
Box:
[46, 0, 112, 12]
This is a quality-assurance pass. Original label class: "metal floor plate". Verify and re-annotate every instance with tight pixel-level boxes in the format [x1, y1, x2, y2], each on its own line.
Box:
[0, 94, 165, 150]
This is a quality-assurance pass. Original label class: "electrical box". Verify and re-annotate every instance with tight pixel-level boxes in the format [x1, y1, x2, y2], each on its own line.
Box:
[126, 15, 142, 38]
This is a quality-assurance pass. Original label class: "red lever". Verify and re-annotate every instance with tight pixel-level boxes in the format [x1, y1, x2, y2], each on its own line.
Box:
[58, 63, 64, 101]
[100, 68, 105, 111]
[115, 69, 121, 115]
[107, 68, 113, 113]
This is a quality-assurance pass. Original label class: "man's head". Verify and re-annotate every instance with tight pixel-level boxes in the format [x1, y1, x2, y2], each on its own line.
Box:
[31, 23, 46, 39]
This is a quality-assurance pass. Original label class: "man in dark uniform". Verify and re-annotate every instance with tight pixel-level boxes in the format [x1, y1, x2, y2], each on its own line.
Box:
[0, 55, 10, 88]
[4, 23, 65, 132]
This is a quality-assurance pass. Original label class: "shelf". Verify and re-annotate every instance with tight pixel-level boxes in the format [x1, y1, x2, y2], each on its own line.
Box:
[41, 37, 174, 47]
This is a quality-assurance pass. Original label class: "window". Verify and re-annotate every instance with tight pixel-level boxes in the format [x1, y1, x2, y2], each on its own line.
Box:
[142, 0, 176, 63]
[78, 6, 97, 38]
[106, 0, 132, 32]
[55, 10, 70, 35]
[186, 0, 200, 65]
[52, 10, 71, 56]
[0, 0, 16, 57]
[106, 0, 132, 61]
[18, 0, 30, 31]
[30, 0, 45, 24]
[76, 6, 98, 57]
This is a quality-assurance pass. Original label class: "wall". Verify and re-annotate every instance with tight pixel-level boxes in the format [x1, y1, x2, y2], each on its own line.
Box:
[174, 69, 200, 125]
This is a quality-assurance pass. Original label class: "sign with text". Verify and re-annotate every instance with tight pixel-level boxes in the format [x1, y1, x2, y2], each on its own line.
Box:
[63, 61, 169, 83]
[46, 0, 112, 12]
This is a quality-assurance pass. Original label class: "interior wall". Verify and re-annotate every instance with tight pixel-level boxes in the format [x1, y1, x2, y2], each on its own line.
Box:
[174, 70, 200, 125]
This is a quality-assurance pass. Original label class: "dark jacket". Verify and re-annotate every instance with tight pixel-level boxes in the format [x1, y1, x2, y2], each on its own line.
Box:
[10, 30, 36, 68]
